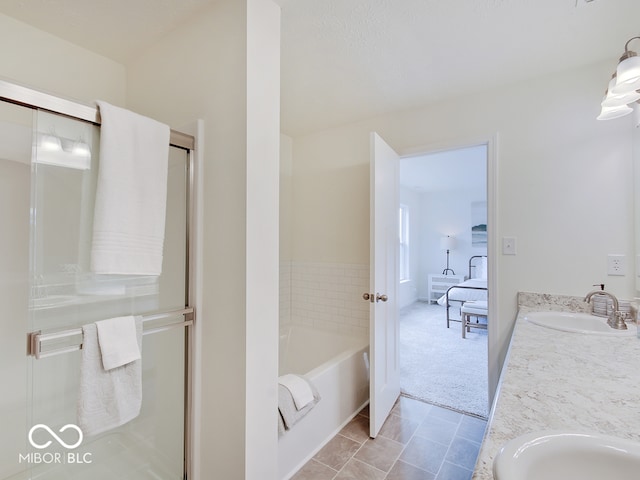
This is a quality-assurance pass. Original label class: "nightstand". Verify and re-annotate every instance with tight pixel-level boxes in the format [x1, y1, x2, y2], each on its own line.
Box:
[427, 273, 466, 304]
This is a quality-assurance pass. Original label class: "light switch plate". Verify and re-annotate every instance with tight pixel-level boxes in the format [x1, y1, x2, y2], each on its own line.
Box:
[503, 237, 517, 255]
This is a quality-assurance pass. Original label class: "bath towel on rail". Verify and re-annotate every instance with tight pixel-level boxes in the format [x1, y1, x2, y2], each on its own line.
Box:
[77, 316, 143, 437]
[91, 101, 170, 276]
[278, 374, 321, 435]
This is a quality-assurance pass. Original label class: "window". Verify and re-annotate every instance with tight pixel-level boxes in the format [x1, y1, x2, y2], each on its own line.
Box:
[399, 204, 410, 281]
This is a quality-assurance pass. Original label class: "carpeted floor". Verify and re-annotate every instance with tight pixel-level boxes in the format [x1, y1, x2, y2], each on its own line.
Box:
[400, 301, 488, 418]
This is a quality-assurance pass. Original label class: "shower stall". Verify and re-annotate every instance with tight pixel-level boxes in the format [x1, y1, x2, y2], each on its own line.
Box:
[0, 81, 195, 479]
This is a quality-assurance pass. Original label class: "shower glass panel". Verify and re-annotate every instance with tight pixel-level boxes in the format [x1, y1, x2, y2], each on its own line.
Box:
[0, 103, 190, 479]
[0, 101, 33, 480]
[30, 111, 187, 327]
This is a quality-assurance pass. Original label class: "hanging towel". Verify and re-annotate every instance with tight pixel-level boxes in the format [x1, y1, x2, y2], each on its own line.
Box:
[278, 376, 320, 432]
[91, 101, 170, 276]
[96, 316, 141, 371]
[278, 373, 315, 410]
[77, 317, 143, 437]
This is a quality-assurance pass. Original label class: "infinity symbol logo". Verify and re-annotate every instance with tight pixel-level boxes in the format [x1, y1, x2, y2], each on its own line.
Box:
[28, 424, 83, 450]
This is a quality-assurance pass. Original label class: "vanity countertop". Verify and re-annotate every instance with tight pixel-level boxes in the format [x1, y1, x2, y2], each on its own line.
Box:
[472, 298, 640, 479]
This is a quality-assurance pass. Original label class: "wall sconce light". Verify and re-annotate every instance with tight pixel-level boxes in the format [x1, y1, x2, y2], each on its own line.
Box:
[598, 36, 640, 120]
[440, 235, 456, 275]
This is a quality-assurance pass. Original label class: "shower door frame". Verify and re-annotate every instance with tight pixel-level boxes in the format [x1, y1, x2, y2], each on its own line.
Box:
[0, 79, 197, 480]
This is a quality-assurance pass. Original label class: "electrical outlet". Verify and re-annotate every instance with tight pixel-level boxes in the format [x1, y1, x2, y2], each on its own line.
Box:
[607, 254, 626, 276]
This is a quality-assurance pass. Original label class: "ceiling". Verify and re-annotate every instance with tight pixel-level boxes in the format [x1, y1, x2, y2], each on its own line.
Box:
[1, 0, 639, 188]
[278, 0, 640, 136]
[1, 0, 639, 137]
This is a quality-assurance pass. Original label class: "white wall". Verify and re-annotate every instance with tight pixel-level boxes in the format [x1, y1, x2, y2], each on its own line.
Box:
[283, 121, 371, 337]
[280, 135, 293, 326]
[0, 13, 125, 106]
[291, 129, 370, 265]
[125, 2, 283, 475]
[244, 4, 280, 477]
[289, 60, 634, 398]
[417, 188, 487, 299]
[281, 134, 294, 263]
[126, 1, 281, 479]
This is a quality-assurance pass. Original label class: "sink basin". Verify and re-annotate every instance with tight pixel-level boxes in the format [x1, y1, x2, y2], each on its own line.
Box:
[493, 431, 640, 480]
[524, 311, 635, 336]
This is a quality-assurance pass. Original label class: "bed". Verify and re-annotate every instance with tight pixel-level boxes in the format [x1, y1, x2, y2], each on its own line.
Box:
[437, 255, 488, 327]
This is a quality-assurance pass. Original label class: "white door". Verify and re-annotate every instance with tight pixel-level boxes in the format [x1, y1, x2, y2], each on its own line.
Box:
[368, 132, 401, 438]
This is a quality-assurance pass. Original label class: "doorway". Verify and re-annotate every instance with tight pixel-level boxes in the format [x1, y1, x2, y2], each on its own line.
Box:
[398, 144, 489, 418]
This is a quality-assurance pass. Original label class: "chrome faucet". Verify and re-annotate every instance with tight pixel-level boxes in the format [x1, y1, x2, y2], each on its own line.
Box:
[584, 289, 627, 330]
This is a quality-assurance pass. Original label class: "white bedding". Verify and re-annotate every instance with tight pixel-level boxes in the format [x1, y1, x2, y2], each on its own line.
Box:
[437, 278, 487, 305]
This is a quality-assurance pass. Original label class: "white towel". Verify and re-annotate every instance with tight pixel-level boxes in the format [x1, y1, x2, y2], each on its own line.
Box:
[96, 316, 141, 370]
[278, 374, 315, 410]
[278, 377, 321, 433]
[91, 101, 170, 275]
[77, 318, 143, 437]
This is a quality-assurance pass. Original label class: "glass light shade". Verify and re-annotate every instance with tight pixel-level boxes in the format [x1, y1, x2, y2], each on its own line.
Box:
[440, 235, 456, 250]
[597, 102, 633, 120]
[601, 78, 640, 108]
[611, 56, 640, 95]
[36, 136, 90, 169]
[40, 134, 62, 151]
[72, 141, 91, 158]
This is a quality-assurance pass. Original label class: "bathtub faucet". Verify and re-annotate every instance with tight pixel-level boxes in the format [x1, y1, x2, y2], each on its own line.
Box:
[583, 289, 627, 330]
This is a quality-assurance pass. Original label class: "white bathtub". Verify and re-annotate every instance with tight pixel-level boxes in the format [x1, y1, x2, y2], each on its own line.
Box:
[277, 325, 370, 480]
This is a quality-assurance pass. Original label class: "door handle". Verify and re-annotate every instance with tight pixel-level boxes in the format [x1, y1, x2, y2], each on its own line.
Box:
[363, 293, 388, 303]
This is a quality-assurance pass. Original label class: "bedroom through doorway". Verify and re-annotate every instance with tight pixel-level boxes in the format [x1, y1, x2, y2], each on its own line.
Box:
[398, 144, 489, 418]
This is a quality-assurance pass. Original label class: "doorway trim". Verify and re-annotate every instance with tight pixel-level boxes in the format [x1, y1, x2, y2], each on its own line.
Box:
[399, 133, 499, 406]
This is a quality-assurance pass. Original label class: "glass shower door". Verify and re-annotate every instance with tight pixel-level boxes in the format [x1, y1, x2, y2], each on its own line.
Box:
[0, 100, 33, 480]
[20, 109, 190, 480]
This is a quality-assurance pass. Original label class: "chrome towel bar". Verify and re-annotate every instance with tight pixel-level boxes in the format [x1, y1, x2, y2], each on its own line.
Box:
[27, 307, 194, 360]
[0, 79, 195, 150]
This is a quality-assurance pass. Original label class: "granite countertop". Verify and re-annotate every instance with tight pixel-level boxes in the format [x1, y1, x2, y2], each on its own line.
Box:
[472, 292, 640, 479]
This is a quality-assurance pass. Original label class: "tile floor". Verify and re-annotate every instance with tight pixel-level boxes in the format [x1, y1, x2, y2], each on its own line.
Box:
[291, 396, 487, 480]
